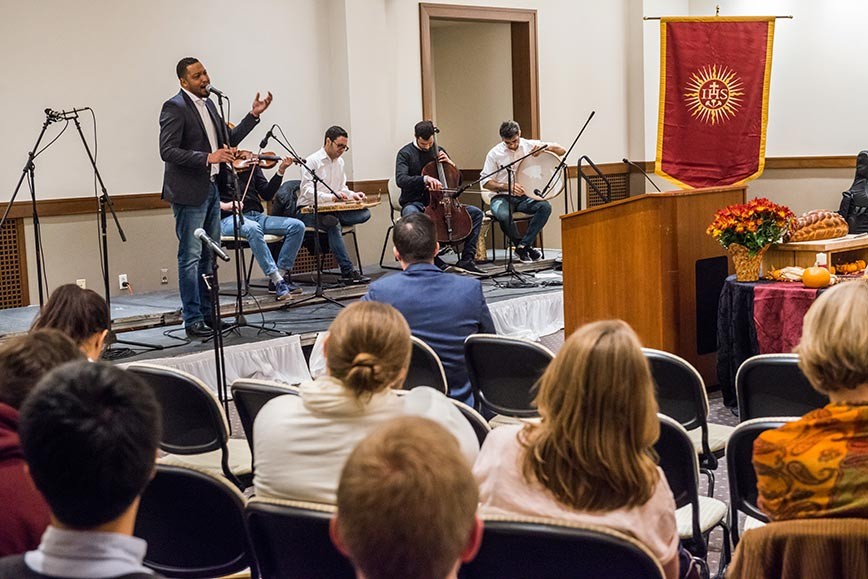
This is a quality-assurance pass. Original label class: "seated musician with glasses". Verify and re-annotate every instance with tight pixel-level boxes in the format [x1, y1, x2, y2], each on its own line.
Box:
[481, 120, 564, 263]
[395, 120, 486, 276]
[297, 126, 371, 284]
[219, 152, 305, 300]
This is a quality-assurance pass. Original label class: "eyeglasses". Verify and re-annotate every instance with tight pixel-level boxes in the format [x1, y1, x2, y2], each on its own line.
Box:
[329, 140, 350, 152]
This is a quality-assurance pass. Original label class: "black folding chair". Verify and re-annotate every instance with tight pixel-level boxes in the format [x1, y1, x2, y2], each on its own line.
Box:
[736, 354, 828, 421]
[135, 465, 254, 578]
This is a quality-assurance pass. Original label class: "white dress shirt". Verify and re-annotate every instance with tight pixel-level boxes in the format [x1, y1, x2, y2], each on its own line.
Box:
[182, 88, 219, 177]
[24, 526, 153, 578]
[480, 137, 546, 188]
[298, 148, 353, 207]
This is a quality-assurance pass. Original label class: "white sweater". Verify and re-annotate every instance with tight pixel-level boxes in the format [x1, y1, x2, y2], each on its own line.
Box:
[253, 376, 479, 503]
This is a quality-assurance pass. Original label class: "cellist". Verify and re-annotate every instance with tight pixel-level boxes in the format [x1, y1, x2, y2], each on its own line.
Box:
[395, 120, 485, 275]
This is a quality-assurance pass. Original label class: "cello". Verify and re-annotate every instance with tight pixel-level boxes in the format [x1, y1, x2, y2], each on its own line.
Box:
[421, 127, 473, 244]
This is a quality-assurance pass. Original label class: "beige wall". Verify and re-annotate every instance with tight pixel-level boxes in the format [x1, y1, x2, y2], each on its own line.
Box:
[431, 21, 513, 170]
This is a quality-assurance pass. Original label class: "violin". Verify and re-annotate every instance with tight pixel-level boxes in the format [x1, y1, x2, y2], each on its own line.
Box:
[231, 149, 281, 171]
[421, 127, 473, 244]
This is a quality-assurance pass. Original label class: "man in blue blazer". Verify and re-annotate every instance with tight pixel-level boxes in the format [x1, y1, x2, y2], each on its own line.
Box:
[362, 213, 495, 405]
[159, 57, 272, 338]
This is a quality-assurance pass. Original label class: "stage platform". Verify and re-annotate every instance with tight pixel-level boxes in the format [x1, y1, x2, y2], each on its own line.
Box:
[0, 251, 564, 365]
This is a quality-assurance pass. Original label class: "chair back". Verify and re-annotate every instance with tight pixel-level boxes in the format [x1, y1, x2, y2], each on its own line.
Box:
[655, 414, 704, 554]
[736, 354, 828, 421]
[127, 363, 229, 456]
[403, 335, 448, 394]
[451, 399, 491, 446]
[134, 465, 253, 578]
[727, 418, 791, 544]
[644, 348, 709, 432]
[388, 178, 402, 214]
[231, 379, 299, 451]
[464, 334, 553, 417]
[462, 516, 664, 579]
[245, 497, 355, 579]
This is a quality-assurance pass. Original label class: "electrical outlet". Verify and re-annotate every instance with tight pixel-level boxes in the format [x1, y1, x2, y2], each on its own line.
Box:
[118, 273, 128, 290]
[160, 268, 169, 285]
[75, 278, 86, 289]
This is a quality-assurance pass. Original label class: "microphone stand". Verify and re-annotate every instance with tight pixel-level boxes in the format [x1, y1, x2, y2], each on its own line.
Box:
[623, 158, 662, 192]
[270, 132, 345, 309]
[535, 111, 595, 214]
[458, 147, 545, 288]
[0, 112, 57, 308]
[67, 110, 163, 358]
[212, 94, 288, 337]
[200, 243, 232, 421]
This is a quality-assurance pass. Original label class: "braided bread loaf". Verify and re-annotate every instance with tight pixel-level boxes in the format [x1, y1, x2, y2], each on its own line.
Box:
[786, 210, 849, 242]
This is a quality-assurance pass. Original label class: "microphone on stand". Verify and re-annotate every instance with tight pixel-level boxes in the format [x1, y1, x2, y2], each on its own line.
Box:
[205, 84, 227, 97]
[45, 107, 90, 122]
[259, 126, 275, 149]
[622, 158, 661, 192]
[194, 228, 230, 262]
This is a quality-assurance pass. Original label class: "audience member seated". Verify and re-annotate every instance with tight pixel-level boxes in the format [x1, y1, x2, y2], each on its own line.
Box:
[0, 330, 83, 557]
[362, 213, 495, 405]
[331, 416, 482, 579]
[253, 301, 479, 503]
[30, 284, 110, 361]
[753, 282, 868, 521]
[472, 320, 681, 579]
[0, 361, 162, 579]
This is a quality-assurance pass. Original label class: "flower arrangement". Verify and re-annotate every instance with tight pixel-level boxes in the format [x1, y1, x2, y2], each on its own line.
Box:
[707, 197, 793, 256]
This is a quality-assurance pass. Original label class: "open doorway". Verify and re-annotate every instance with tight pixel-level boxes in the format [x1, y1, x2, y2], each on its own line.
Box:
[419, 4, 539, 175]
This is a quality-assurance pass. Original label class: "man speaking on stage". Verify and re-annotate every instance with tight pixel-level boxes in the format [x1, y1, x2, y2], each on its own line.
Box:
[159, 57, 272, 338]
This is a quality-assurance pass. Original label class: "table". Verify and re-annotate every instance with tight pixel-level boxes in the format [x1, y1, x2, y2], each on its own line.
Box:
[716, 276, 824, 406]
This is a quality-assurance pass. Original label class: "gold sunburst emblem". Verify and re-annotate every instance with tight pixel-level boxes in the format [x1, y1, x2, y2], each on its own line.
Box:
[684, 65, 744, 125]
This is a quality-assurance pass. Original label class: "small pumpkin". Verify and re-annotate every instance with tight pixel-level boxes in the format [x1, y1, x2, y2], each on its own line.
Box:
[802, 266, 831, 288]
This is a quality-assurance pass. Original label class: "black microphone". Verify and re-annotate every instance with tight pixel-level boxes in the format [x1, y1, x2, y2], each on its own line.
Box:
[259, 126, 274, 149]
[622, 158, 661, 192]
[194, 228, 230, 262]
[45, 107, 89, 122]
[205, 84, 226, 97]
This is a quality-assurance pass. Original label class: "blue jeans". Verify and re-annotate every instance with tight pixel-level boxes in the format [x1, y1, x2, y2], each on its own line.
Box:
[221, 211, 305, 277]
[489, 196, 551, 247]
[401, 202, 483, 262]
[300, 208, 370, 273]
[173, 182, 222, 326]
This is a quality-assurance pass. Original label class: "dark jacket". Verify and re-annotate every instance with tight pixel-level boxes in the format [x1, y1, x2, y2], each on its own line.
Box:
[838, 150, 868, 234]
[159, 90, 259, 206]
[362, 263, 495, 403]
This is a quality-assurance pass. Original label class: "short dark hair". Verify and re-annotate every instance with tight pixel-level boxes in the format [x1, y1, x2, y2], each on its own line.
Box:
[393, 213, 437, 263]
[20, 361, 161, 528]
[176, 57, 200, 79]
[30, 284, 109, 348]
[414, 120, 436, 140]
[324, 125, 348, 145]
[336, 417, 479, 579]
[0, 329, 83, 409]
[499, 120, 521, 140]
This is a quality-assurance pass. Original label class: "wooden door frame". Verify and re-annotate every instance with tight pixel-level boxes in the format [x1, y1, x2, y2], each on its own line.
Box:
[419, 3, 540, 138]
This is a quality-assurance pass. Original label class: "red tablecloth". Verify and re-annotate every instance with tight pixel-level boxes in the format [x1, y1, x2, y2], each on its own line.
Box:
[752, 282, 820, 354]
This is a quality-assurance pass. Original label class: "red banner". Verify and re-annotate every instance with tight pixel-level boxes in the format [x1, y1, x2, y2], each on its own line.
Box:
[656, 17, 775, 189]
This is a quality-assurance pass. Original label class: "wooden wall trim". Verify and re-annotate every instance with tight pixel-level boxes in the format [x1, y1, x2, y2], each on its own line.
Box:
[0, 193, 167, 219]
[3, 156, 855, 219]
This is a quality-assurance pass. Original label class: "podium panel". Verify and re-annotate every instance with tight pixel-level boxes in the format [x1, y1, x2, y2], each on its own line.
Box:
[560, 186, 746, 384]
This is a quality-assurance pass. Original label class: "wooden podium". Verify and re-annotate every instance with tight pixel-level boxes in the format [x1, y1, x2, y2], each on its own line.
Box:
[561, 185, 746, 384]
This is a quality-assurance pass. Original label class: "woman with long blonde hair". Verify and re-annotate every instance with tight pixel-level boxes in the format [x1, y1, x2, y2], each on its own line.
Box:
[254, 301, 478, 503]
[473, 320, 680, 578]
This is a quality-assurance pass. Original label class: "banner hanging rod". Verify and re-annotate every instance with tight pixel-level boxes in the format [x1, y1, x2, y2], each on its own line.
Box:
[644, 15, 793, 21]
